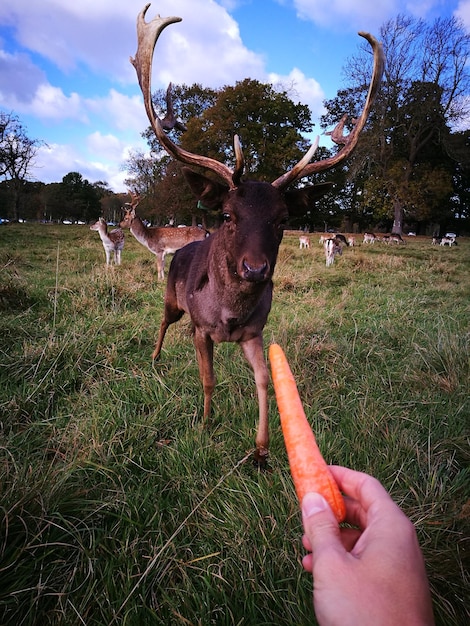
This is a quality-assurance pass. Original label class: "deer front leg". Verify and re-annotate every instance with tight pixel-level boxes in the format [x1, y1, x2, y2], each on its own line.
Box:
[193, 329, 215, 421]
[156, 252, 165, 280]
[241, 335, 269, 467]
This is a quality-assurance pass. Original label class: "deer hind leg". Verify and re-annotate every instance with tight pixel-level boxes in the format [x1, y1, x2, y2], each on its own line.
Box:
[152, 303, 185, 361]
[240, 335, 269, 466]
[193, 329, 215, 422]
[152, 278, 185, 362]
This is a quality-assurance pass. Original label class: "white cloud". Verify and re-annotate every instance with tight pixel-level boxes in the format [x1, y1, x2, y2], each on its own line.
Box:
[32, 142, 84, 184]
[31, 140, 129, 191]
[30, 85, 86, 122]
[455, 0, 470, 29]
[86, 89, 147, 134]
[292, 0, 398, 31]
[0, 49, 46, 108]
[86, 131, 122, 157]
[0, 0, 265, 88]
[291, 0, 456, 31]
[268, 67, 326, 120]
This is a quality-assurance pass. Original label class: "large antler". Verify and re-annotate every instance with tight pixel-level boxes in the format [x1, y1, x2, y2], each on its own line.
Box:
[131, 4, 244, 190]
[272, 32, 385, 189]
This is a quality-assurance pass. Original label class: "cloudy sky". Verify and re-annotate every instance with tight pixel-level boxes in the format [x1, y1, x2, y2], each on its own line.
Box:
[1, 0, 468, 192]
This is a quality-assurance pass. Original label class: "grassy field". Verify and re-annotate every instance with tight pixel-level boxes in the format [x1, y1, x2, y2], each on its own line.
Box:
[0, 223, 468, 625]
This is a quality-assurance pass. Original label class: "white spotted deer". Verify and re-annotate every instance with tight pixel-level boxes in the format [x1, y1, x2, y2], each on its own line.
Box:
[120, 192, 207, 279]
[131, 4, 384, 464]
[324, 237, 343, 267]
[90, 217, 125, 265]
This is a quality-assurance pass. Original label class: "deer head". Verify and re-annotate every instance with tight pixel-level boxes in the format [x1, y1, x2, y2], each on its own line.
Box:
[120, 190, 141, 227]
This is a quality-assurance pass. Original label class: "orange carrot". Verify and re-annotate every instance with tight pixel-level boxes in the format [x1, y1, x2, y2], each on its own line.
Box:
[269, 343, 346, 522]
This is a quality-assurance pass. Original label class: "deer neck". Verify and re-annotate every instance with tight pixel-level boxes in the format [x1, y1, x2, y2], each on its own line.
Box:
[129, 217, 155, 248]
[97, 227, 112, 244]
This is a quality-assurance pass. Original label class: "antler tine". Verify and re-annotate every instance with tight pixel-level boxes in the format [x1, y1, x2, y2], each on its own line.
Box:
[161, 83, 187, 132]
[232, 135, 245, 186]
[272, 32, 385, 189]
[131, 4, 241, 189]
[271, 137, 319, 189]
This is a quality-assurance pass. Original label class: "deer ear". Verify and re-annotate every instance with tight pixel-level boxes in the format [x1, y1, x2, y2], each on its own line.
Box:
[182, 167, 229, 210]
[284, 182, 332, 216]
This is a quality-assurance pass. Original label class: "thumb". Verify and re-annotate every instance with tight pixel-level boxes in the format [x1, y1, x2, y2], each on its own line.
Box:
[301, 492, 343, 557]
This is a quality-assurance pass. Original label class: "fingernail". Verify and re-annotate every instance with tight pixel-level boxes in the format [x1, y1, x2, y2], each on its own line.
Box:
[302, 492, 328, 517]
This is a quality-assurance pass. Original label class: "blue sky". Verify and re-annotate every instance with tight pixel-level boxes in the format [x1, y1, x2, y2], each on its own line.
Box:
[0, 0, 468, 192]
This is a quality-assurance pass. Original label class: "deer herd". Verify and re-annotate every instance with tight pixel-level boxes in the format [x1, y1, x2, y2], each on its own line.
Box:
[88, 5, 385, 464]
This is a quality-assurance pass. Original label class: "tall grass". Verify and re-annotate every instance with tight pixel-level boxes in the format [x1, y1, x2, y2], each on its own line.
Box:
[0, 223, 468, 625]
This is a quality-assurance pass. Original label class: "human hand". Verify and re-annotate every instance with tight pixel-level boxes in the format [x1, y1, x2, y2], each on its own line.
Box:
[301, 465, 435, 626]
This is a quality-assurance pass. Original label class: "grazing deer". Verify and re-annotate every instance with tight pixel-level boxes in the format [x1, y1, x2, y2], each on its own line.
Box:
[120, 192, 207, 279]
[440, 236, 456, 246]
[390, 233, 405, 244]
[131, 5, 384, 464]
[299, 235, 310, 249]
[324, 238, 342, 267]
[90, 217, 125, 265]
[363, 232, 376, 244]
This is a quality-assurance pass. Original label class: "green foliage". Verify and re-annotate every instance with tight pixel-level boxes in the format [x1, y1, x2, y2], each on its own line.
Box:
[60, 172, 102, 223]
[180, 79, 313, 181]
[321, 14, 470, 232]
[0, 223, 468, 625]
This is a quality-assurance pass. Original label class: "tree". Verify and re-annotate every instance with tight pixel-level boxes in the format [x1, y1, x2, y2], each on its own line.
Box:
[60, 172, 101, 223]
[0, 112, 45, 220]
[179, 79, 313, 182]
[122, 84, 218, 225]
[124, 80, 329, 227]
[322, 14, 470, 234]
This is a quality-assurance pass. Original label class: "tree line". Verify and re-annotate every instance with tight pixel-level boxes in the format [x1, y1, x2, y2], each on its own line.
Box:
[0, 113, 127, 225]
[1, 14, 469, 234]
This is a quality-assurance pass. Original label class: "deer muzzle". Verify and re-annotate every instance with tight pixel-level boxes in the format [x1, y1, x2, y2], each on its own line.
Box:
[241, 259, 269, 283]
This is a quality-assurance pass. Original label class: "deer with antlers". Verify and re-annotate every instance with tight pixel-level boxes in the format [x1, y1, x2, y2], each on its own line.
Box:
[120, 192, 207, 280]
[131, 4, 384, 464]
[90, 217, 125, 265]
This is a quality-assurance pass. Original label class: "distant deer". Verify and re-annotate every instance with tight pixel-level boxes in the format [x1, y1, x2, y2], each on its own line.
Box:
[90, 217, 125, 265]
[324, 238, 343, 267]
[299, 235, 310, 249]
[131, 5, 384, 464]
[363, 232, 376, 244]
[120, 192, 207, 279]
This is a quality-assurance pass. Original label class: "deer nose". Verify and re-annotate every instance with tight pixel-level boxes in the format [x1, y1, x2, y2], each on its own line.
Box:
[241, 259, 269, 282]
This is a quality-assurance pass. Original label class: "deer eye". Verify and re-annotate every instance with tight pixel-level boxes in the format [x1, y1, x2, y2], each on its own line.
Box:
[222, 212, 232, 222]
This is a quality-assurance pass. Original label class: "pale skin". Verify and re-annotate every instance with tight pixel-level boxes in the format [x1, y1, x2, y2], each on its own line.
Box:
[301, 466, 435, 626]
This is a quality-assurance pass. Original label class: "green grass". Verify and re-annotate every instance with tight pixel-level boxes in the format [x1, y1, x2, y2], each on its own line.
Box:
[0, 223, 468, 625]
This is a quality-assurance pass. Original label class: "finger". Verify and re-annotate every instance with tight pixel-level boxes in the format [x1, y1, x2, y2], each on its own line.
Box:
[329, 465, 401, 519]
[301, 492, 344, 561]
[302, 533, 312, 552]
[342, 494, 368, 529]
[302, 553, 313, 573]
[302, 526, 361, 554]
